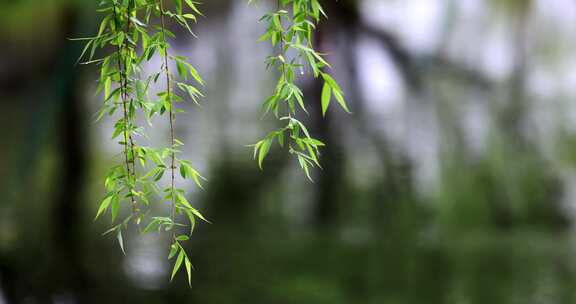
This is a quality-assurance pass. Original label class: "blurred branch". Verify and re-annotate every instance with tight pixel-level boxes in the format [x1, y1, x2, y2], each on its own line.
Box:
[325, 0, 492, 92]
[358, 22, 493, 92]
[356, 22, 422, 90]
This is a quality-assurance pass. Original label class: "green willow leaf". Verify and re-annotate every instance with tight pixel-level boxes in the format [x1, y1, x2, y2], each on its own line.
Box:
[95, 195, 113, 220]
[333, 89, 351, 113]
[171, 249, 185, 281]
[111, 195, 120, 222]
[143, 218, 161, 233]
[117, 229, 126, 255]
[77, 0, 349, 287]
[258, 138, 272, 169]
[321, 82, 331, 116]
[176, 235, 189, 241]
[185, 209, 197, 235]
[190, 207, 209, 223]
[168, 243, 179, 259]
[184, 255, 193, 287]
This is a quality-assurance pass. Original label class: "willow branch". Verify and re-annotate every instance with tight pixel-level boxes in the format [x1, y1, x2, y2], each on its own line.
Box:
[112, 1, 138, 213]
[159, 0, 177, 242]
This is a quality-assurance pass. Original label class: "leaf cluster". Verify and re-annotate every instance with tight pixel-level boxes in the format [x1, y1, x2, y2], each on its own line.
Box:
[76, 0, 351, 287]
[253, 0, 351, 180]
[77, 0, 207, 287]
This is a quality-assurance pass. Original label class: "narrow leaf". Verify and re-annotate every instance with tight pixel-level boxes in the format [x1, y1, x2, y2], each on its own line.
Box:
[171, 250, 185, 281]
[184, 256, 192, 287]
[321, 82, 331, 116]
[117, 229, 126, 255]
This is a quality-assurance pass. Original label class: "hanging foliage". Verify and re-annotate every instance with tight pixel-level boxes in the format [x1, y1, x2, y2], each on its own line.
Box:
[252, 0, 350, 180]
[75, 0, 349, 286]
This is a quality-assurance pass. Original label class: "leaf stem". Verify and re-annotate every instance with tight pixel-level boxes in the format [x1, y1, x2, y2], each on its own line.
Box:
[159, 0, 177, 243]
[112, 1, 138, 217]
[277, 0, 291, 120]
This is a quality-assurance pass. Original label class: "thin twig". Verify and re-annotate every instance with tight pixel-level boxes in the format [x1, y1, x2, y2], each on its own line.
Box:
[159, 0, 177, 242]
[277, 0, 290, 119]
[112, 2, 138, 214]
[124, 2, 140, 217]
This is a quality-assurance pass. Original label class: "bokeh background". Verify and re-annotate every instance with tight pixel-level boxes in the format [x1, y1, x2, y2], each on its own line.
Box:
[3, 0, 576, 303]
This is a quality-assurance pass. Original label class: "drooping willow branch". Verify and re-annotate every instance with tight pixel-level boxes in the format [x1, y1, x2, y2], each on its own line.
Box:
[75, 0, 350, 287]
[252, 0, 350, 180]
[158, 0, 176, 243]
[155, 0, 208, 286]
[75, 0, 207, 287]
[112, 1, 139, 220]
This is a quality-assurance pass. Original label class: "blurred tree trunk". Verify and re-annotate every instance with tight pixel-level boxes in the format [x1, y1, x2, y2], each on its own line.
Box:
[308, 23, 345, 230]
[0, 3, 93, 302]
[500, 11, 529, 148]
[49, 6, 91, 301]
[314, 0, 419, 230]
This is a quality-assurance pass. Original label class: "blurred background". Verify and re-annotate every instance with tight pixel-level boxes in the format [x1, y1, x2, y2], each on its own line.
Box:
[3, 0, 576, 302]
